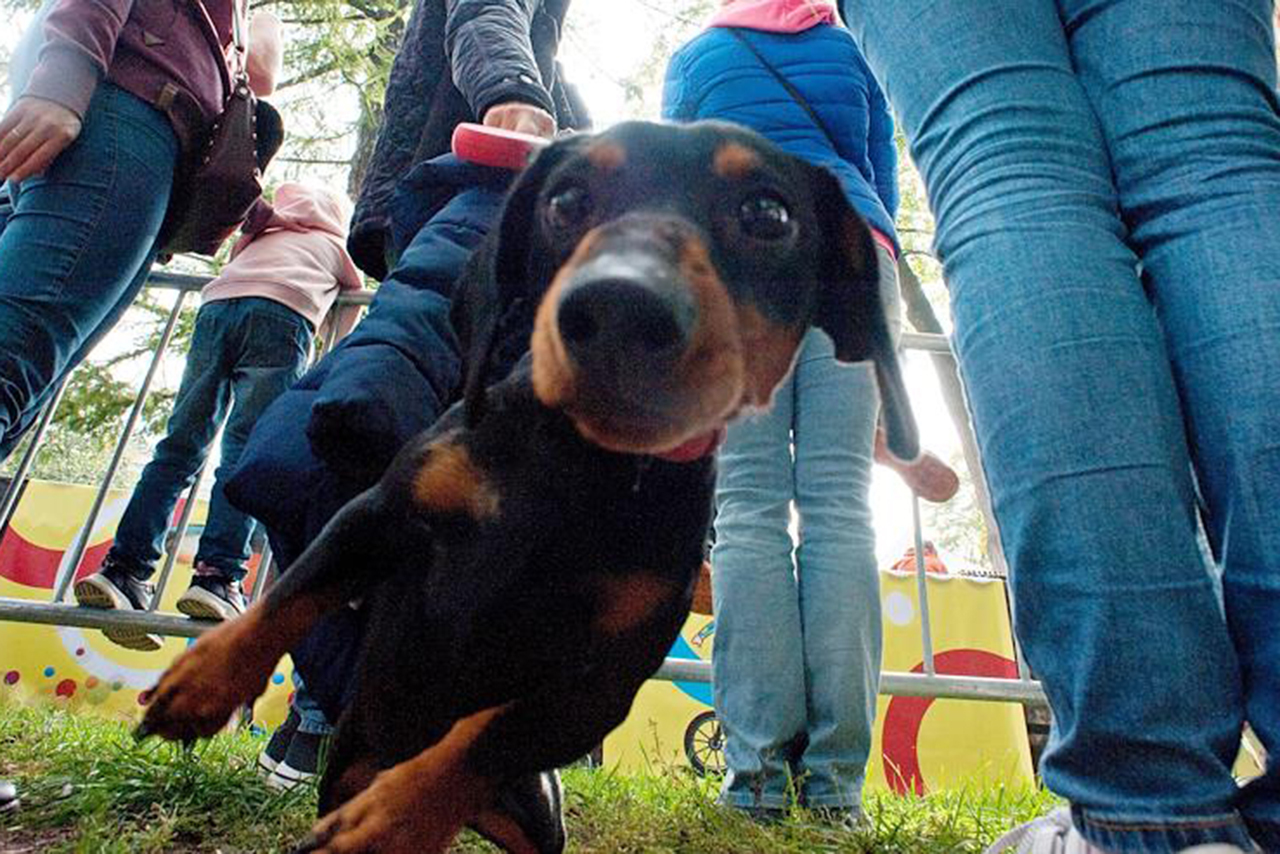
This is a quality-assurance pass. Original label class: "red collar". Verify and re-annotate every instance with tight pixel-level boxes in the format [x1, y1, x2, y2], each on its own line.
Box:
[654, 426, 726, 463]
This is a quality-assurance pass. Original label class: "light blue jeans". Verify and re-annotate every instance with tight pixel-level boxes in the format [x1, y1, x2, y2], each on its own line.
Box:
[711, 327, 881, 812]
[839, 1, 1280, 850]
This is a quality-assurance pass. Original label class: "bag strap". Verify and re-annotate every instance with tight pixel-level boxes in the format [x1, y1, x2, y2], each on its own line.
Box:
[725, 27, 840, 152]
[192, 0, 249, 93]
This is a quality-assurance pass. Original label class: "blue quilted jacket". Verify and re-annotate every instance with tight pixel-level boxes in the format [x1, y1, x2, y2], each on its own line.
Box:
[662, 21, 898, 250]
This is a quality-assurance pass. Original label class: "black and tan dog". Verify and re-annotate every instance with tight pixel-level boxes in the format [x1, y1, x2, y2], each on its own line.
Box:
[136, 121, 919, 854]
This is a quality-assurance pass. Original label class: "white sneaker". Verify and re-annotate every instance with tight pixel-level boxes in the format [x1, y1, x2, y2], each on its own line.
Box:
[985, 808, 1252, 854]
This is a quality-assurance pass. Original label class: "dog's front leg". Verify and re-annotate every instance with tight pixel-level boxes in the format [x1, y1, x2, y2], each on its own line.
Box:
[294, 706, 506, 854]
[138, 486, 402, 743]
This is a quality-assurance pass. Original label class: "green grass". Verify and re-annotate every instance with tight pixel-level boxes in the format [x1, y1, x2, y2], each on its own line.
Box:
[0, 703, 1059, 852]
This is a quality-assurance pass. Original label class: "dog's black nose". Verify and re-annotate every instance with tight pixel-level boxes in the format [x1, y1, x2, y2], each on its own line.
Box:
[557, 258, 696, 374]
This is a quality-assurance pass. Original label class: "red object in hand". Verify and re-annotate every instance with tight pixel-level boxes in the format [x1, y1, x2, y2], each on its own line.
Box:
[452, 122, 550, 170]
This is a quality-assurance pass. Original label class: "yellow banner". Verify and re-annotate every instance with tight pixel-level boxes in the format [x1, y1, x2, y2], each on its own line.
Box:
[605, 571, 1036, 794]
[0, 480, 291, 732]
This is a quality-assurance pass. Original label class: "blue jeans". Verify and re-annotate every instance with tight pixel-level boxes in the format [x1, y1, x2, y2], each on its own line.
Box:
[0, 83, 177, 463]
[711, 328, 881, 812]
[109, 298, 312, 582]
[840, 1, 1280, 850]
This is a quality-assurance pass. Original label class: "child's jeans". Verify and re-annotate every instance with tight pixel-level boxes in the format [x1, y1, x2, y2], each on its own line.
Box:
[108, 297, 312, 582]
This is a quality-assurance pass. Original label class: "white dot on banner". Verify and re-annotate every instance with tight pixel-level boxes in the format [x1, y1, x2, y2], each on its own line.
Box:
[885, 591, 915, 626]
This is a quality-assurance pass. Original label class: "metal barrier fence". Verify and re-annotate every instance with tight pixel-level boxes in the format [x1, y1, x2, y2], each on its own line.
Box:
[0, 272, 1046, 709]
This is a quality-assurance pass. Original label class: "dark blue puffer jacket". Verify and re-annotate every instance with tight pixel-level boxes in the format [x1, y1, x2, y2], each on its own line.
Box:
[662, 21, 898, 250]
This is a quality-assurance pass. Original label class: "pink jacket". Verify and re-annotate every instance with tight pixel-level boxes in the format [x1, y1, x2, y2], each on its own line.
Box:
[201, 183, 364, 335]
[708, 0, 837, 32]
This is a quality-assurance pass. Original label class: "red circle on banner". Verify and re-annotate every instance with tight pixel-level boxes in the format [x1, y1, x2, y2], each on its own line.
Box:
[880, 648, 1018, 795]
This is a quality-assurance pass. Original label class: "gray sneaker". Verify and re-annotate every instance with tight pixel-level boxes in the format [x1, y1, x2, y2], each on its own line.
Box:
[986, 808, 1252, 854]
[176, 569, 246, 622]
[73, 557, 162, 652]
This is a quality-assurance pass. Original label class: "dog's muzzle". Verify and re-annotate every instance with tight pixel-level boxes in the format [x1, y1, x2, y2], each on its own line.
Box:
[555, 250, 698, 388]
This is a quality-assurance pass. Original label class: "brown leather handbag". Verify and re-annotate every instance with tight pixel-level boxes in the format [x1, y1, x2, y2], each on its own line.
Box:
[159, 0, 281, 257]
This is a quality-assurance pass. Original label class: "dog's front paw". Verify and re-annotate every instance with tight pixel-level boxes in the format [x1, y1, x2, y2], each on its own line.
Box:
[294, 754, 493, 854]
[136, 614, 275, 744]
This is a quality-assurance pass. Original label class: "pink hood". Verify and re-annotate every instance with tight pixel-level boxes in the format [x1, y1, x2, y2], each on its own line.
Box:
[709, 0, 837, 33]
[269, 182, 351, 239]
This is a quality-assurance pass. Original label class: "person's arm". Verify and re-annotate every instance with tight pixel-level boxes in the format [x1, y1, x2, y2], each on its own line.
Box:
[0, 0, 136, 180]
[25, 0, 134, 119]
[245, 9, 283, 97]
[320, 246, 367, 342]
[866, 71, 899, 220]
[445, 0, 556, 137]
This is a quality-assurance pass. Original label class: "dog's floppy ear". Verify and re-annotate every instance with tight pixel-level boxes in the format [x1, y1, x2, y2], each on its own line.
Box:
[808, 164, 920, 461]
[452, 133, 593, 425]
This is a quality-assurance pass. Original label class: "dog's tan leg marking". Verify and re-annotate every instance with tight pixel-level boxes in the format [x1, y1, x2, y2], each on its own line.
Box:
[141, 591, 327, 742]
[411, 439, 500, 519]
[735, 303, 805, 409]
[322, 755, 381, 815]
[471, 809, 543, 854]
[713, 142, 762, 180]
[305, 706, 507, 854]
[593, 573, 681, 637]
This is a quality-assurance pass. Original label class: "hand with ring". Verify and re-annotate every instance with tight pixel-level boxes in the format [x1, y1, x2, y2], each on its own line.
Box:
[0, 96, 83, 182]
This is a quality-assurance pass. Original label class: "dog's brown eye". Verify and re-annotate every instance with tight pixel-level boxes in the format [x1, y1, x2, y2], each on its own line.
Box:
[546, 185, 593, 230]
[738, 193, 793, 240]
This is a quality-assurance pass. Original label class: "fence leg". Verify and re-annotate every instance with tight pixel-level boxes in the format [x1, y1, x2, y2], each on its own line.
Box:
[51, 291, 189, 602]
[0, 377, 70, 537]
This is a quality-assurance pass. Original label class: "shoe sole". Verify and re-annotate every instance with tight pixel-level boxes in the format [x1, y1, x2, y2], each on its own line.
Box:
[176, 586, 244, 622]
[265, 762, 316, 792]
[257, 713, 301, 777]
[257, 753, 282, 777]
[73, 577, 163, 652]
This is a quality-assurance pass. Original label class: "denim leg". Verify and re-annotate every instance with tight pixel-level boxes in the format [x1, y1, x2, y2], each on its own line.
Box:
[712, 365, 805, 810]
[196, 300, 312, 581]
[290, 670, 333, 736]
[1064, 1, 1280, 844]
[790, 329, 880, 810]
[841, 2, 1253, 849]
[109, 303, 234, 577]
[0, 84, 177, 462]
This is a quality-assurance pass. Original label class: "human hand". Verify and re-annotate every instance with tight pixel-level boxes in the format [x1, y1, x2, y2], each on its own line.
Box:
[482, 101, 556, 139]
[0, 97, 82, 182]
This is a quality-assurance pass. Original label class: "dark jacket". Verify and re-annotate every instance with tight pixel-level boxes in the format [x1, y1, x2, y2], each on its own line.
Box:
[21, 0, 233, 156]
[662, 20, 898, 250]
[348, 0, 589, 280]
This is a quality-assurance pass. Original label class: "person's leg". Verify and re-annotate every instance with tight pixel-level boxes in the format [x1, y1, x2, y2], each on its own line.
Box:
[711, 369, 804, 814]
[193, 299, 312, 584]
[74, 300, 231, 649]
[840, 2, 1251, 850]
[0, 83, 177, 462]
[262, 670, 331, 791]
[790, 328, 880, 814]
[1064, 1, 1280, 845]
[101, 303, 233, 576]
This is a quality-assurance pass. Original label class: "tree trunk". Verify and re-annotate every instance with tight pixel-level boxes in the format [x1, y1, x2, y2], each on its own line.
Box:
[896, 255, 1008, 576]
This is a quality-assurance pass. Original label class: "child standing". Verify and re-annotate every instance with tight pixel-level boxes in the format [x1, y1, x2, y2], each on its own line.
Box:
[75, 182, 362, 651]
